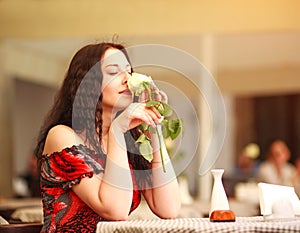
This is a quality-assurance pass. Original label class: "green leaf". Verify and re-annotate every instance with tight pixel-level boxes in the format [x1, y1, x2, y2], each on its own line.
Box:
[139, 141, 153, 162]
[146, 100, 159, 107]
[161, 119, 170, 138]
[146, 101, 172, 118]
[162, 124, 170, 138]
[148, 126, 157, 134]
[161, 119, 168, 126]
[168, 119, 181, 140]
[161, 102, 173, 117]
[170, 127, 181, 140]
[167, 119, 177, 133]
[156, 102, 165, 115]
[142, 82, 153, 101]
[139, 123, 149, 131]
[136, 133, 147, 143]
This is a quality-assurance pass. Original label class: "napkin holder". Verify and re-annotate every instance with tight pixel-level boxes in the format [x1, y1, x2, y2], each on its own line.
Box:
[258, 182, 300, 220]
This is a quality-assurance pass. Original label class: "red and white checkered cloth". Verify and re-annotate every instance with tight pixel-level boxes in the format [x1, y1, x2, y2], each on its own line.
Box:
[97, 216, 300, 233]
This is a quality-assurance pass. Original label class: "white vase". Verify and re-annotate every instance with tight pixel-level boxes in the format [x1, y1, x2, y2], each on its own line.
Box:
[209, 169, 230, 216]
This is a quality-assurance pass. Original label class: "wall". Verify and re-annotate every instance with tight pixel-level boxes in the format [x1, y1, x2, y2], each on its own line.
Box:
[1, 31, 300, 198]
[1, 0, 300, 38]
[12, 79, 56, 175]
[1, 0, 300, 198]
[0, 44, 14, 197]
[0, 41, 65, 197]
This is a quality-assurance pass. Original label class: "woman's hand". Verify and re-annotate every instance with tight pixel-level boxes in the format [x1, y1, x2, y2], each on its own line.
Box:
[113, 103, 161, 133]
[139, 88, 168, 103]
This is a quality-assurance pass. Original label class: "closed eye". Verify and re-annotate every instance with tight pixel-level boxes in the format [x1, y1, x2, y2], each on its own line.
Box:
[126, 68, 132, 75]
[105, 66, 119, 75]
[104, 64, 132, 76]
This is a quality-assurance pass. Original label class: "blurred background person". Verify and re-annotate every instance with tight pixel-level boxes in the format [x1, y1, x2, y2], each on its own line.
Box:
[234, 143, 260, 180]
[224, 143, 260, 201]
[256, 140, 295, 186]
[21, 154, 40, 197]
[291, 157, 300, 198]
[13, 153, 40, 198]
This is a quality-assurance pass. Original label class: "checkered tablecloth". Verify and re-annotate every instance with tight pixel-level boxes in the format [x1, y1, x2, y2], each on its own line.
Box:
[97, 216, 300, 233]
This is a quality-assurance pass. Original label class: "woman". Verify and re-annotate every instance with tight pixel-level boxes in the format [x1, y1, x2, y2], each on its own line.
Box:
[256, 140, 295, 186]
[34, 42, 181, 232]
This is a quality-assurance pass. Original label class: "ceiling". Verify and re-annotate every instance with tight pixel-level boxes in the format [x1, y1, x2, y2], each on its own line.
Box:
[1, 0, 300, 95]
[5, 31, 300, 70]
[1, 0, 300, 39]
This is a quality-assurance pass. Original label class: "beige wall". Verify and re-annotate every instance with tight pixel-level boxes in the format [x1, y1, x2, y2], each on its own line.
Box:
[0, 42, 65, 197]
[1, 0, 300, 38]
[0, 45, 14, 197]
[0, 0, 300, 197]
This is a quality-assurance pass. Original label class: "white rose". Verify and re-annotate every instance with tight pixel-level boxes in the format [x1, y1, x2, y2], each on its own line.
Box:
[128, 72, 152, 96]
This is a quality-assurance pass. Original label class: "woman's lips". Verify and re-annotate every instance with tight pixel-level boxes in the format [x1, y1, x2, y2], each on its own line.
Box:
[119, 89, 132, 95]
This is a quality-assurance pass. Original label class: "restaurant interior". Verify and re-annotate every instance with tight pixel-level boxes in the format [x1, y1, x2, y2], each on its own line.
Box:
[1, 0, 300, 231]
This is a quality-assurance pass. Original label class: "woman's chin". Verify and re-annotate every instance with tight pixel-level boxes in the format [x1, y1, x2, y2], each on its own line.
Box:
[114, 100, 132, 111]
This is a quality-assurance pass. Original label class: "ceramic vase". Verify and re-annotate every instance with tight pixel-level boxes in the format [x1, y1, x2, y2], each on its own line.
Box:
[209, 169, 230, 216]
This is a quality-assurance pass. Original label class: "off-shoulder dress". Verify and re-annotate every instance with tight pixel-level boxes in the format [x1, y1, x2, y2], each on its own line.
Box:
[40, 144, 141, 233]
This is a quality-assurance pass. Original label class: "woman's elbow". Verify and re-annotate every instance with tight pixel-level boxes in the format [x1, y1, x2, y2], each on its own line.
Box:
[96, 203, 131, 221]
[157, 204, 181, 219]
[101, 210, 129, 221]
[106, 214, 128, 221]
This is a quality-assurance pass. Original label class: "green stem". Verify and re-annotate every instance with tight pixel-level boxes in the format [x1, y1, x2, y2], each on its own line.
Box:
[144, 82, 165, 171]
[144, 83, 152, 101]
[155, 127, 166, 173]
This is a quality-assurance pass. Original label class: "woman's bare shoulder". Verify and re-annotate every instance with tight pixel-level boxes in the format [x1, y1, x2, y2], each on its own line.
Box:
[43, 125, 84, 155]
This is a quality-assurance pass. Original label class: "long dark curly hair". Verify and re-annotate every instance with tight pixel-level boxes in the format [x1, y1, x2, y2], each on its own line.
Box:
[34, 42, 151, 189]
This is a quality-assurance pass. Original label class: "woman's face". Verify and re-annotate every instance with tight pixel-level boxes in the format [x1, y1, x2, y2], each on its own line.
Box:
[270, 141, 290, 165]
[101, 48, 133, 112]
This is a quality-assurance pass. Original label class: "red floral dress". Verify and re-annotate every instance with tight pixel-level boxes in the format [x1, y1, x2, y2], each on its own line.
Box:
[40, 144, 141, 233]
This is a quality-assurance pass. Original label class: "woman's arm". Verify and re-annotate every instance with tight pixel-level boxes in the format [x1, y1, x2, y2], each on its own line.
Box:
[44, 124, 133, 221]
[75, 123, 134, 220]
[142, 125, 181, 219]
[45, 102, 163, 220]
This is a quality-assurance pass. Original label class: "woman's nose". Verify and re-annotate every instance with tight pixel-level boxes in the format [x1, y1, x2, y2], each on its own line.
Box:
[122, 71, 130, 84]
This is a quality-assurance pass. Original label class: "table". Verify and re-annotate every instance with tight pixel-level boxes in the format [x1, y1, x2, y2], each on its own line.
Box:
[0, 223, 43, 233]
[97, 216, 300, 233]
[0, 198, 42, 223]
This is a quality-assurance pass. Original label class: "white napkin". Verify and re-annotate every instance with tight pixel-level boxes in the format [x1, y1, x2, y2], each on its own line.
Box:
[258, 182, 300, 220]
[0, 216, 9, 225]
[11, 206, 43, 223]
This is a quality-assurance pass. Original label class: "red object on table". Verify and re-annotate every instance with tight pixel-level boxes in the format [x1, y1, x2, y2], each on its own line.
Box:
[209, 210, 236, 222]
